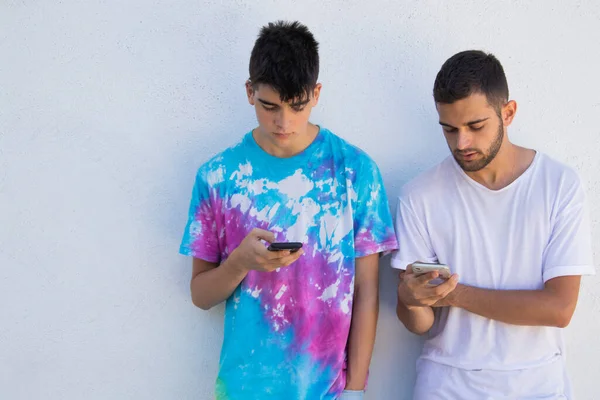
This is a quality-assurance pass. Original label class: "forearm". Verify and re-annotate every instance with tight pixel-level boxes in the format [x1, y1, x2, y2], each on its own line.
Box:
[396, 299, 434, 335]
[346, 285, 378, 390]
[448, 284, 574, 327]
[190, 258, 248, 310]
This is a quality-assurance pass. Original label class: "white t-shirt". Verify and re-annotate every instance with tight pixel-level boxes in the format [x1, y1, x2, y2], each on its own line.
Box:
[391, 152, 595, 390]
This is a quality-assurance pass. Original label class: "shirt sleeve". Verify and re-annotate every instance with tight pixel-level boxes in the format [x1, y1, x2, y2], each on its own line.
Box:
[390, 196, 437, 270]
[352, 157, 398, 258]
[542, 176, 595, 282]
[179, 167, 221, 263]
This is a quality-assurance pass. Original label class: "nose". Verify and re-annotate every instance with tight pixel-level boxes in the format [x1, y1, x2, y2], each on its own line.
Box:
[456, 129, 472, 151]
[274, 108, 293, 132]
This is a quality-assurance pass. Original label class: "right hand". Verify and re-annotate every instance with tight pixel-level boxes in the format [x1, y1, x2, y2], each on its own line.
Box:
[397, 263, 458, 308]
[228, 228, 304, 273]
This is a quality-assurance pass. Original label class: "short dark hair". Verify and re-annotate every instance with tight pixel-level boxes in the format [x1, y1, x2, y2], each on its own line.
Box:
[249, 21, 319, 102]
[433, 50, 509, 112]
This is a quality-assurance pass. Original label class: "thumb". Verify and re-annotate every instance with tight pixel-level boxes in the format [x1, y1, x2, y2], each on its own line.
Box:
[250, 228, 275, 243]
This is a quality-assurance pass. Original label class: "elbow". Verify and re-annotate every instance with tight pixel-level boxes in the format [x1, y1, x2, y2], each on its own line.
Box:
[192, 297, 213, 311]
[190, 283, 212, 311]
[554, 316, 571, 329]
[406, 324, 430, 336]
[553, 302, 577, 328]
[554, 308, 575, 328]
[396, 304, 430, 336]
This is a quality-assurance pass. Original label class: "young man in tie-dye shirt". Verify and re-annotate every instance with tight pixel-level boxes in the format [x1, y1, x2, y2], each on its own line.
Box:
[180, 21, 398, 400]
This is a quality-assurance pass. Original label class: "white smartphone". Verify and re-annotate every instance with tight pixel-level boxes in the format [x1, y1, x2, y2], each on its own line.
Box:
[411, 262, 452, 279]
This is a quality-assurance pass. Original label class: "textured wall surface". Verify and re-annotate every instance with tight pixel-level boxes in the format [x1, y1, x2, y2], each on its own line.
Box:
[1, 1, 599, 399]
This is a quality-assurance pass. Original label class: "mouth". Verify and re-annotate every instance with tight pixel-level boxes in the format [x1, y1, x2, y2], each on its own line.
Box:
[273, 132, 293, 139]
[456, 151, 479, 161]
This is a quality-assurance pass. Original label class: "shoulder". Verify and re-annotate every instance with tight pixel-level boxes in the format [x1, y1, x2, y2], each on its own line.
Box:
[400, 156, 456, 204]
[195, 134, 250, 186]
[535, 152, 582, 187]
[322, 128, 381, 174]
[534, 152, 586, 207]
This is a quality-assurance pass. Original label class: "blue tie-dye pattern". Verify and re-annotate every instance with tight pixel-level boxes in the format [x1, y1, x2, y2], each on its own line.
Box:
[180, 127, 398, 399]
[215, 288, 337, 399]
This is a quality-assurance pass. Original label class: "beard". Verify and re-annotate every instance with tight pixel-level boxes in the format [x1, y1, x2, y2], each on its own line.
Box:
[453, 121, 504, 172]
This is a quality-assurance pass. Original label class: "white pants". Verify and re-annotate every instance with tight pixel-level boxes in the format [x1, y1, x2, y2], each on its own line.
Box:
[413, 357, 571, 399]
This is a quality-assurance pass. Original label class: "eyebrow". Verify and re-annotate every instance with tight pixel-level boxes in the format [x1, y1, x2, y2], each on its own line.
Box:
[439, 117, 490, 129]
[257, 98, 310, 107]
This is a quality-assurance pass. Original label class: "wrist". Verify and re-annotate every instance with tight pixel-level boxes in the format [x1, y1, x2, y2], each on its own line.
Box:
[446, 284, 463, 307]
[223, 250, 249, 277]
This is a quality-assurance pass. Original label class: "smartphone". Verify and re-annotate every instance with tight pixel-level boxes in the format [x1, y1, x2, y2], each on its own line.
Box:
[412, 262, 452, 279]
[267, 242, 303, 253]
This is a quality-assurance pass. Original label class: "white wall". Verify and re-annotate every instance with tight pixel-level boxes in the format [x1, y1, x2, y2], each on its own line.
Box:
[1, 1, 599, 399]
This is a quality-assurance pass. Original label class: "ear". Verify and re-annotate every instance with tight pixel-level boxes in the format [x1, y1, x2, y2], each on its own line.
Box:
[502, 100, 517, 127]
[246, 80, 255, 105]
[311, 83, 322, 106]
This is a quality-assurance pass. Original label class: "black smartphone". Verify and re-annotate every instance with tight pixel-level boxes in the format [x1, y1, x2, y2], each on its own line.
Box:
[267, 242, 303, 253]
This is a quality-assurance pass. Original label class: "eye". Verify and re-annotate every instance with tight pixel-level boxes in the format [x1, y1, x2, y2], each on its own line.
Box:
[471, 125, 484, 131]
[443, 127, 457, 133]
[263, 105, 277, 112]
[292, 105, 306, 112]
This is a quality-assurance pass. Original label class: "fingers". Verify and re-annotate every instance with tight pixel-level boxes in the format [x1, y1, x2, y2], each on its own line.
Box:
[436, 274, 459, 297]
[405, 263, 438, 286]
[263, 247, 290, 260]
[399, 270, 459, 307]
[250, 238, 304, 270]
[262, 248, 304, 271]
[420, 274, 459, 302]
[415, 271, 439, 285]
[277, 248, 305, 267]
[249, 228, 275, 243]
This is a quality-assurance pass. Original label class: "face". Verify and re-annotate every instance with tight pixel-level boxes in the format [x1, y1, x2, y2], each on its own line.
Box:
[246, 82, 321, 155]
[436, 92, 516, 172]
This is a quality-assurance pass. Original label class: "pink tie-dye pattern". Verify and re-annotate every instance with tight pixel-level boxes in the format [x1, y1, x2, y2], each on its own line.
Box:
[190, 196, 221, 261]
[244, 242, 353, 396]
[194, 196, 355, 372]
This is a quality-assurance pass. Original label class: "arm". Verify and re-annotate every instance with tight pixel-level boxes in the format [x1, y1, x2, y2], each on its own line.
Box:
[345, 254, 379, 390]
[437, 276, 581, 328]
[396, 300, 434, 336]
[433, 173, 593, 328]
[396, 265, 458, 334]
[396, 269, 434, 335]
[190, 257, 247, 310]
[190, 228, 304, 310]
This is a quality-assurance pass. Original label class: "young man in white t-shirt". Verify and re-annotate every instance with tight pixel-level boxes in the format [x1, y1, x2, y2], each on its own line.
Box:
[392, 50, 595, 399]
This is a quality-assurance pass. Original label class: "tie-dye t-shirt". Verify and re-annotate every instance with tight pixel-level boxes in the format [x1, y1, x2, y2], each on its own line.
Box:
[180, 127, 398, 399]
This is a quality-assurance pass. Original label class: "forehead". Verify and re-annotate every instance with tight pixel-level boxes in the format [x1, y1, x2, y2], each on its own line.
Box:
[436, 93, 497, 124]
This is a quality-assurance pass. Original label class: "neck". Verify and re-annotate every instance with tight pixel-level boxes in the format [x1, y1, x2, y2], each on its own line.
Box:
[465, 141, 535, 190]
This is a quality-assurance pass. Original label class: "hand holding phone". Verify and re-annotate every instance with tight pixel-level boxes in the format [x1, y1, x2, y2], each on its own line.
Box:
[396, 261, 459, 308]
[227, 229, 304, 273]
